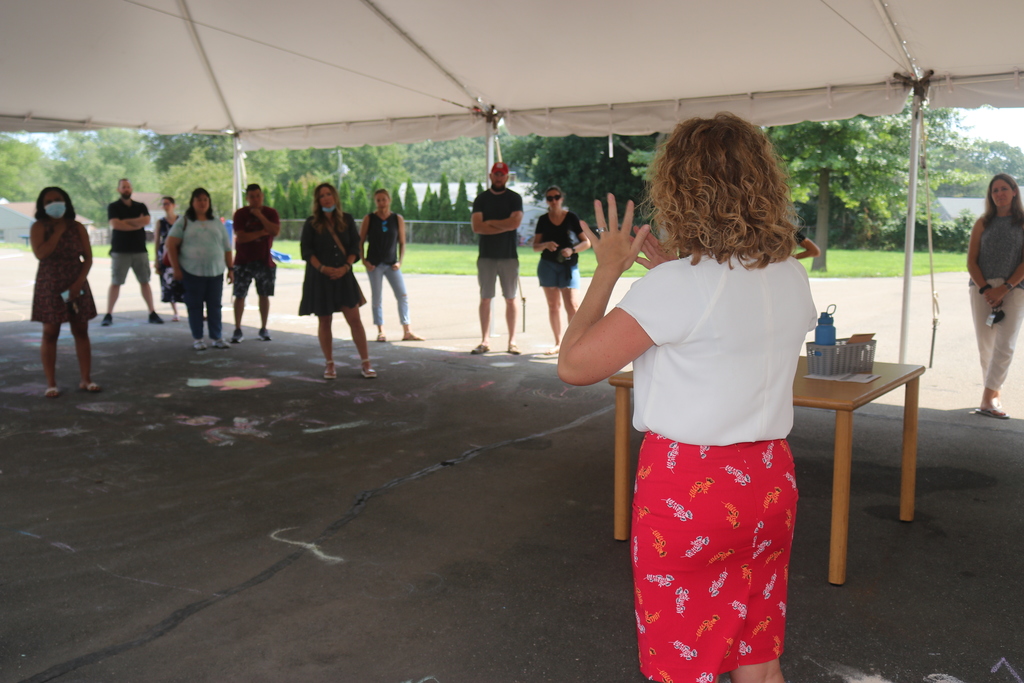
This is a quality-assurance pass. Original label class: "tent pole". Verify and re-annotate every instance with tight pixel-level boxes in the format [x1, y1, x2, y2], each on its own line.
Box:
[485, 127, 495, 182]
[232, 134, 247, 215]
[898, 92, 924, 364]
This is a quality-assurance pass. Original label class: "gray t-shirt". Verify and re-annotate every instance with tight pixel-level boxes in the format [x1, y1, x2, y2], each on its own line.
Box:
[168, 216, 230, 277]
[978, 215, 1024, 289]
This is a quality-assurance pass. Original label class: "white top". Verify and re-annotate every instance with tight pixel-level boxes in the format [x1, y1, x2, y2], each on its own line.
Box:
[616, 256, 816, 446]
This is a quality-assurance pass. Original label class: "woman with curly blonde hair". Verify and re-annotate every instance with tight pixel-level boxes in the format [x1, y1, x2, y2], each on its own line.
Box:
[559, 113, 816, 683]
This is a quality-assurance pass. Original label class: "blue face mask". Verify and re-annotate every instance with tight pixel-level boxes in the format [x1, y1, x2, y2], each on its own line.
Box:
[322, 205, 336, 213]
[44, 202, 66, 218]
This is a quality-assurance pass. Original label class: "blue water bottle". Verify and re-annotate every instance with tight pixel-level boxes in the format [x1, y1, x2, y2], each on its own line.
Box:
[815, 304, 837, 346]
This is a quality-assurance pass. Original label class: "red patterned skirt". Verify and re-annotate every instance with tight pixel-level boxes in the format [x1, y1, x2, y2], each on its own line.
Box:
[631, 434, 798, 681]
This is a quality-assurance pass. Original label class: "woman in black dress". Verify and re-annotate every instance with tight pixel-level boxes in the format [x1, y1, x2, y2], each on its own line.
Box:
[30, 187, 99, 397]
[299, 182, 375, 379]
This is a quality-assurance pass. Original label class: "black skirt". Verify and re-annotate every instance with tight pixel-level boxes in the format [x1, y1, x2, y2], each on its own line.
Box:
[299, 265, 365, 316]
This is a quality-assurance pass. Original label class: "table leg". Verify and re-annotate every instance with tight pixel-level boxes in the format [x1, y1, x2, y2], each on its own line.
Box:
[614, 385, 631, 541]
[829, 409, 854, 585]
[899, 377, 920, 522]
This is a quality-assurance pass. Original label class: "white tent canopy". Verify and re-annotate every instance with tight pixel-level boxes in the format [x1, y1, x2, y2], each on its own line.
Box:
[4, 0, 1024, 362]
[4, 0, 1024, 147]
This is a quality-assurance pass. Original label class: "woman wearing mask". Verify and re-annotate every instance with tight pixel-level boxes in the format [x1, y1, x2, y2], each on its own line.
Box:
[164, 188, 233, 350]
[30, 187, 99, 397]
[299, 183, 375, 379]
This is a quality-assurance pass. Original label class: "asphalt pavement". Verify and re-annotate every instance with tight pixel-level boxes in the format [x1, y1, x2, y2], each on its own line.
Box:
[1, 248, 1021, 683]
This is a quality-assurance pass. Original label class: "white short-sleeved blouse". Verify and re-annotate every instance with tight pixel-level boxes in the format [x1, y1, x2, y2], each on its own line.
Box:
[616, 256, 816, 446]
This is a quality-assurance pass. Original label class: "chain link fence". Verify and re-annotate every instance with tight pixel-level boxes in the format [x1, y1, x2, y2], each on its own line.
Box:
[278, 219, 476, 245]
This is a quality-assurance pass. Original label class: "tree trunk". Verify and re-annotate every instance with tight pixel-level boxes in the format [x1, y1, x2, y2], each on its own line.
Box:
[811, 167, 830, 272]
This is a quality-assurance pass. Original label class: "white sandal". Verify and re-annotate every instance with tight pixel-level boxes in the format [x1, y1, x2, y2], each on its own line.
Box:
[323, 361, 337, 380]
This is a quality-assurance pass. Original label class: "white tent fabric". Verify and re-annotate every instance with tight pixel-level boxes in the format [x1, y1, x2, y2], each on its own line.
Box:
[3, 0, 1024, 148]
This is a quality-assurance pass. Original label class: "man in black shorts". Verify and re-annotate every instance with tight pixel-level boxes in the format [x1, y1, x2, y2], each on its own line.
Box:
[103, 178, 162, 326]
[230, 184, 280, 342]
[471, 162, 523, 354]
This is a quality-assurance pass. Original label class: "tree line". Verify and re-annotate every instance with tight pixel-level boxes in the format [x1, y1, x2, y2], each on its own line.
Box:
[0, 132, 492, 227]
[3, 101, 1023, 269]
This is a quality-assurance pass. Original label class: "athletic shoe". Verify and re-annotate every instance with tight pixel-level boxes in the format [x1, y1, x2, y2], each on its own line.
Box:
[258, 328, 271, 341]
[101, 313, 113, 326]
[231, 328, 244, 343]
[148, 311, 164, 324]
[193, 339, 207, 351]
[211, 338, 229, 349]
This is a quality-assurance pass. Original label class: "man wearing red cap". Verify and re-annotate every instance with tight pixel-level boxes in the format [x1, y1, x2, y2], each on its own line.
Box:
[470, 162, 523, 354]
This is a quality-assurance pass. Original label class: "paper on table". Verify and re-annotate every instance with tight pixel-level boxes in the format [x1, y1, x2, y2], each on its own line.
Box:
[804, 373, 880, 383]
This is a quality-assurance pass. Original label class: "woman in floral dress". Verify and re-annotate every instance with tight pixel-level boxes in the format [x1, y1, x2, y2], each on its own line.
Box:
[30, 186, 99, 397]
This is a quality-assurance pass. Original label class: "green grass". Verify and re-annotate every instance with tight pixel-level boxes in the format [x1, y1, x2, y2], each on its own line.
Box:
[797, 249, 968, 278]
[268, 241, 968, 278]
[2, 240, 968, 278]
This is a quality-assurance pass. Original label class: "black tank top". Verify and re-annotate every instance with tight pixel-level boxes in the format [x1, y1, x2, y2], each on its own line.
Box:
[365, 213, 399, 265]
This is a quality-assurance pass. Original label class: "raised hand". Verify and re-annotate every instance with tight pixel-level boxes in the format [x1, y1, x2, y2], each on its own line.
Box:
[636, 231, 677, 270]
[581, 194, 649, 276]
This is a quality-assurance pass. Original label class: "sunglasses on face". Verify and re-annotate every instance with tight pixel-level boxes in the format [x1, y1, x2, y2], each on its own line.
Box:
[546, 194, 561, 201]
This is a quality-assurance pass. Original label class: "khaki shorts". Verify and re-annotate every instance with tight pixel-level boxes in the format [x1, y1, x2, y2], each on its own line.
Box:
[477, 258, 518, 299]
[111, 252, 152, 286]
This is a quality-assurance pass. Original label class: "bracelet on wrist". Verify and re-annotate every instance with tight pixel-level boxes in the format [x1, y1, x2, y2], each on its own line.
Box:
[979, 284, 992, 294]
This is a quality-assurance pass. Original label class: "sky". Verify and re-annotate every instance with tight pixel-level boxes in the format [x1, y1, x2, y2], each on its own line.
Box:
[953, 107, 1024, 151]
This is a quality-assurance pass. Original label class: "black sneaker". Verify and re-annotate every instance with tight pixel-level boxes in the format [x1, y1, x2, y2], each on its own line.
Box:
[148, 311, 164, 324]
[258, 328, 271, 341]
[101, 313, 113, 326]
[231, 328, 244, 343]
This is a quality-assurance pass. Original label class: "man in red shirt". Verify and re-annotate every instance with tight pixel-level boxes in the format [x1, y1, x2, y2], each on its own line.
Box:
[230, 184, 280, 342]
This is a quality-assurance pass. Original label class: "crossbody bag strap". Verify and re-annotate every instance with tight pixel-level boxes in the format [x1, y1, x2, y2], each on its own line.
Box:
[326, 222, 349, 263]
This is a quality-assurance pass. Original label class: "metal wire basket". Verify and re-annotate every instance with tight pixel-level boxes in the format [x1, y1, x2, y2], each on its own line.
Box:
[805, 339, 876, 376]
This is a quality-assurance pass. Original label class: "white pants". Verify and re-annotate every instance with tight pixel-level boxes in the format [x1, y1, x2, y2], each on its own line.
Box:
[970, 278, 1024, 390]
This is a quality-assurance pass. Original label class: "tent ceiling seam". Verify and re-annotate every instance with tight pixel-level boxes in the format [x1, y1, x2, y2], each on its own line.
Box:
[121, 0, 475, 118]
[870, 0, 919, 76]
[357, 0, 482, 109]
[176, 0, 237, 133]
[813, 0, 909, 75]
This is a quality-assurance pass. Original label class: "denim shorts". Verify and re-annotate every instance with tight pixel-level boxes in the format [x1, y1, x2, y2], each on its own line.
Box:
[537, 258, 580, 289]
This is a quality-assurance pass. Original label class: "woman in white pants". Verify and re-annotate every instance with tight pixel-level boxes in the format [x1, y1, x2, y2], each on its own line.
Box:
[967, 173, 1024, 419]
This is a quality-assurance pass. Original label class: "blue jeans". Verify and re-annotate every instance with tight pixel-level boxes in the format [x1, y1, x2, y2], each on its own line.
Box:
[182, 270, 224, 340]
[366, 264, 410, 326]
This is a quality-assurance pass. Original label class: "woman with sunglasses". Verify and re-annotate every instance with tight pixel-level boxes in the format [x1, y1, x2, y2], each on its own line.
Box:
[532, 186, 590, 355]
[558, 114, 816, 683]
[359, 188, 423, 343]
[154, 195, 185, 321]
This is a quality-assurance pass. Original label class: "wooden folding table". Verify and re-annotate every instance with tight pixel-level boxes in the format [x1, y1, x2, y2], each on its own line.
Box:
[608, 357, 925, 585]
